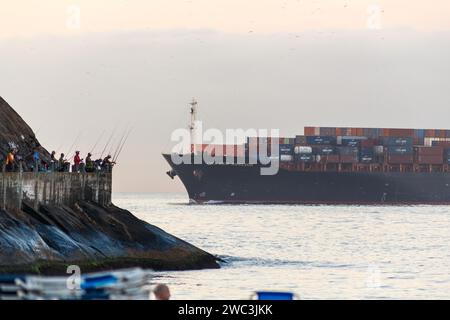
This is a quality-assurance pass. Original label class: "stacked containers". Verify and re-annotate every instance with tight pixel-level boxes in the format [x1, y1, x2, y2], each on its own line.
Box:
[295, 135, 307, 145]
[384, 137, 414, 164]
[306, 136, 337, 145]
[414, 146, 444, 164]
[445, 149, 450, 164]
[294, 146, 314, 163]
[279, 143, 294, 162]
[338, 146, 359, 163]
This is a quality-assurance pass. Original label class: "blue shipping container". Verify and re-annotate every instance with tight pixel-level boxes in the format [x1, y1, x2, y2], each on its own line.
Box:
[306, 136, 337, 145]
[295, 154, 314, 163]
[387, 146, 413, 154]
[414, 129, 425, 138]
[337, 146, 359, 155]
[360, 154, 374, 163]
[313, 146, 336, 155]
[279, 144, 294, 155]
[382, 137, 413, 146]
[341, 138, 362, 147]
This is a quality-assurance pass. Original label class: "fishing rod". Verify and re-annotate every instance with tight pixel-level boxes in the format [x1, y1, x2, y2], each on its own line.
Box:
[100, 125, 118, 159]
[113, 127, 133, 163]
[65, 132, 81, 159]
[89, 130, 105, 154]
[112, 126, 130, 161]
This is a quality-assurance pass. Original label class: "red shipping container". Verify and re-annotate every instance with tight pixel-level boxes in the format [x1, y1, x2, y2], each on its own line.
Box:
[356, 128, 364, 136]
[361, 139, 375, 147]
[415, 146, 443, 156]
[339, 155, 359, 163]
[389, 128, 415, 137]
[425, 129, 436, 138]
[417, 155, 444, 164]
[336, 128, 343, 136]
[321, 155, 340, 163]
[304, 127, 315, 136]
[387, 155, 414, 164]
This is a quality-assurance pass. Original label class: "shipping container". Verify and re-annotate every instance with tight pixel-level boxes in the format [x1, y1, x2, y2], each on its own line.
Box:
[280, 155, 294, 162]
[313, 146, 336, 155]
[295, 135, 307, 145]
[337, 146, 359, 155]
[279, 137, 295, 144]
[306, 136, 337, 145]
[319, 127, 337, 136]
[360, 139, 375, 147]
[413, 137, 425, 146]
[387, 155, 414, 164]
[294, 146, 313, 154]
[431, 140, 450, 147]
[360, 154, 374, 163]
[382, 137, 413, 146]
[388, 128, 415, 137]
[339, 155, 359, 163]
[414, 129, 425, 139]
[425, 129, 436, 138]
[341, 138, 363, 147]
[374, 146, 384, 155]
[387, 146, 413, 155]
[416, 155, 443, 164]
[304, 127, 318, 136]
[360, 147, 374, 155]
[279, 144, 294, 155]
[321, 154, 340, 163]
[414, 146, 443, 156]
[295, 154, 315, 163]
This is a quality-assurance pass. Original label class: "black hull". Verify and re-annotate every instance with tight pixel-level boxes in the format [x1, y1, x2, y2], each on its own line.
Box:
[163, 154, 450, 205]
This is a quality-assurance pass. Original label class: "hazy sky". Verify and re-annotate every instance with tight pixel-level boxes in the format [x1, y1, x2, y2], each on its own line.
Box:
[1, 1, 450, 192]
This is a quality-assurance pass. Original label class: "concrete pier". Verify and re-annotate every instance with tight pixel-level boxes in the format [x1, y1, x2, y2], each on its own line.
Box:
[0, 172, 112, 211]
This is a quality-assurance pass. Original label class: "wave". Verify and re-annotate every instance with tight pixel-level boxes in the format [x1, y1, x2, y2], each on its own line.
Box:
[217, 255, 354, 269]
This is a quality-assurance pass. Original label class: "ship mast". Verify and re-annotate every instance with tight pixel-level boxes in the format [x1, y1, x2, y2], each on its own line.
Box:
[188, 98, 198, 154]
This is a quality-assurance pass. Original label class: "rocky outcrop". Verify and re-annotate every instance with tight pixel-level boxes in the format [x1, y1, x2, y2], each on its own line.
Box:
[0, 201, 218, 274]
[0, 97, 50, 168]
[0, 96, 219, 274]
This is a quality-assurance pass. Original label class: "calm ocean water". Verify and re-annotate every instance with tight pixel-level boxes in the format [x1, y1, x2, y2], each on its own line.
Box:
[114, 193, 450, 300]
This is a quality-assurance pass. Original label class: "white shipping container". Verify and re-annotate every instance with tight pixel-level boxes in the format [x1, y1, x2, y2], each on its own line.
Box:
[280, 155, 294, 162]
[374, 146, 384, 154]
[424, 137, 450, 147]
[294, 146, 313, 154]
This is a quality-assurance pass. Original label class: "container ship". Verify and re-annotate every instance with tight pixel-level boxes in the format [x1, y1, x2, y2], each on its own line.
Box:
[163, 102, 450, 204]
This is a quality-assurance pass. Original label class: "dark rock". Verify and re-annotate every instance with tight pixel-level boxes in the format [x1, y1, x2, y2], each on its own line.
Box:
[0, 202, 219, 274]
[0, 96, 50, 168]
[0, 96, 219, 274]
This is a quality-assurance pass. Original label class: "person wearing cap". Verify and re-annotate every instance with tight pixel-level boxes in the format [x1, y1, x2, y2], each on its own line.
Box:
[85, 152, 94, 172]
[101, 155, 116, 172]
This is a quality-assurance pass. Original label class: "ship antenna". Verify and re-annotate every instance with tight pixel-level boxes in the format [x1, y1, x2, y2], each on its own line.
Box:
[188, 98, 198, 154]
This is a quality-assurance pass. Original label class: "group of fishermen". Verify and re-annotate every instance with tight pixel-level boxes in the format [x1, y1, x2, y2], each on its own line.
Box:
[3, 147, 116, 173]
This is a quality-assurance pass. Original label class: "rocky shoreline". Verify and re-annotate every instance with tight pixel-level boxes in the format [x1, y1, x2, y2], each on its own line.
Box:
[0, 96, 219, 275]
[0, 201, 219, 274]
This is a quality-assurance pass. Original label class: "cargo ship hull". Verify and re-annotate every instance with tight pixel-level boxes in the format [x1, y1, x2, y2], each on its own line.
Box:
[163, 154, 450, 205]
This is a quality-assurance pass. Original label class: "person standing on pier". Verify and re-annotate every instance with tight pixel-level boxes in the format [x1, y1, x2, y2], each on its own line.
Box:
[73, 151, 82, 172]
